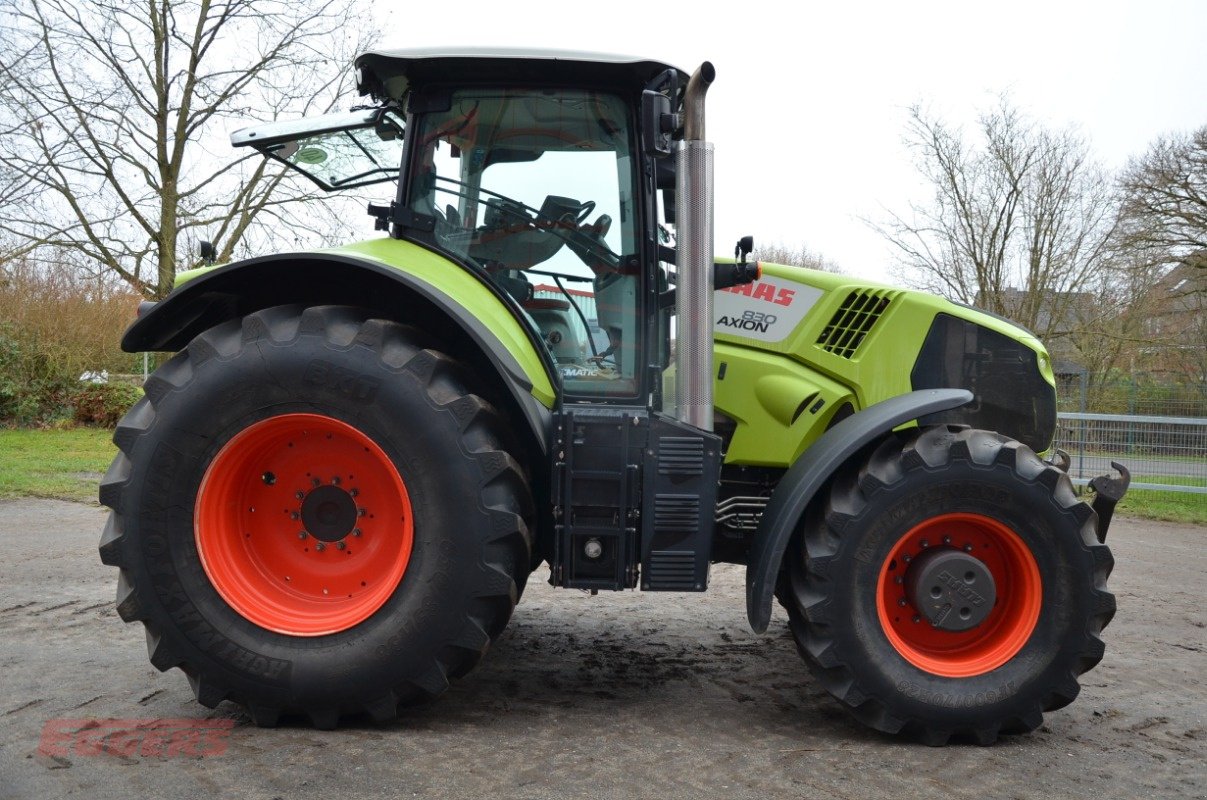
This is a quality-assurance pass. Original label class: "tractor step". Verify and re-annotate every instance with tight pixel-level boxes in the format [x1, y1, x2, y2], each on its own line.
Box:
[549, 407, 720, 591]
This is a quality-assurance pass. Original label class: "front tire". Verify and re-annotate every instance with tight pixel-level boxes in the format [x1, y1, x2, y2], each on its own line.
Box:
[783, 425, 1115, 745]
[99, 305, 533, 727]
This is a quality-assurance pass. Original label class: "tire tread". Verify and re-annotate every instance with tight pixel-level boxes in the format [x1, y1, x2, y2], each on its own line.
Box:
[99, 305, 534, 727]
[785, 425, 1115, 744]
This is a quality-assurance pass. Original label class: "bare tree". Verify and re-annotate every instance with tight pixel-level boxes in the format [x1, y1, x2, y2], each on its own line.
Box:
[1062, 248, 1168, 400]
[1119, 126, 1207, 264]
[751, 241, 842, 273]
[1111, 127, 1207, 385]
[875, 99, 1119, 346]
[0, 0, 375, 298]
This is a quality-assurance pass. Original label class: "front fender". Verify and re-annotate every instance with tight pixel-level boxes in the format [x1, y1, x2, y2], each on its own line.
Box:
[745, 388, 973, 633]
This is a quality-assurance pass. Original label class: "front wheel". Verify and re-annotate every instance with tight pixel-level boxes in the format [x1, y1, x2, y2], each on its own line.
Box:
[99, 306, 533, 727]
[782, 426, 1115, 745]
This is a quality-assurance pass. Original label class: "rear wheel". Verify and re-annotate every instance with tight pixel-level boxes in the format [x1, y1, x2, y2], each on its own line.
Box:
[782, 425, 1115, 745]
[99, 305, 533, 727]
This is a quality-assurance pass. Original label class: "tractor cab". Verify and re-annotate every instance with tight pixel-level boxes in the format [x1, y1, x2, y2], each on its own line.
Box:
[235, 49, 692, 403]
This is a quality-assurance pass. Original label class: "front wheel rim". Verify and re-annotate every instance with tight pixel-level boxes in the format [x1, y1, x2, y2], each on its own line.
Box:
[876, 512, 1042, 678]
[195, 413, 413, 636]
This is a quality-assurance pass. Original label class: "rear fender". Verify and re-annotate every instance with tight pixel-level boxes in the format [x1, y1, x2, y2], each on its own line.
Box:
[124, 245, 557, 453]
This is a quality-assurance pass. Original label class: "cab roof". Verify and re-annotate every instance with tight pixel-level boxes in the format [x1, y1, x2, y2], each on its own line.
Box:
[354, 47, 687, 102]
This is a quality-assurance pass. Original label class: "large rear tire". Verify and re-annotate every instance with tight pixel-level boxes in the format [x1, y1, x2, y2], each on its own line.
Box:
[99, 305, 533, 727]
[782, 425, 1114, 745]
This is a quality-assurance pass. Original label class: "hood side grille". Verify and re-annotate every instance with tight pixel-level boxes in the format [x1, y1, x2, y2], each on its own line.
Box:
[816, 290, 893, 358]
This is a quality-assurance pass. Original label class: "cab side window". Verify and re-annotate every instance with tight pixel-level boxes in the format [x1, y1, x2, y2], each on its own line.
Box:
[408, 89, 642, 397]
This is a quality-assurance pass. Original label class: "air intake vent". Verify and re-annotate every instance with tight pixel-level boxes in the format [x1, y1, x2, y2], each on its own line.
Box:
[816, 290, 893, 358]
[646, 551, 699, 590]
[658, 437, 704, 476]
[654, 494, 700, 532]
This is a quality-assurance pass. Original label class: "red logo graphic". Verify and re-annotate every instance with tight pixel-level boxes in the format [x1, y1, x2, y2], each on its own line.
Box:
[38, 718, 235, 759]
[719, 281, 796, 307]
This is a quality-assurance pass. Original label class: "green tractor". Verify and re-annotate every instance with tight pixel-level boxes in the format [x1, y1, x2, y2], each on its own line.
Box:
[100, 48, 1127, 744]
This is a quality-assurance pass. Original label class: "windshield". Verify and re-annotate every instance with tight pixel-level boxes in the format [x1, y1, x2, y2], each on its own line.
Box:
[408, 88, 642, 397]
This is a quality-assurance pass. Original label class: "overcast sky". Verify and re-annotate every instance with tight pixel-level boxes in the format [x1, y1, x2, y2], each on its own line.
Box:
[370, 0, 1207, 284]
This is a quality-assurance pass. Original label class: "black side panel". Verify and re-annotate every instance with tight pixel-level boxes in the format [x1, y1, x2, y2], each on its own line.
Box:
[911, 313, 1056, 452]
[640, 415, 721, 591]
[745, 389, 973, 634]
[550, 407, 648, 590]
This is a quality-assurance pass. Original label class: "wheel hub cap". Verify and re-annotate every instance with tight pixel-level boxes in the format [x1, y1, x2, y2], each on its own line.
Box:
[301, 485, 358, 542]
[905, 548, 997, 631]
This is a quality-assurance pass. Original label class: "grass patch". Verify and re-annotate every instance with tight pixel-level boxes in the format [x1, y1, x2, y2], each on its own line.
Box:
[0, 427, 116, 503]
[1111, 476, 1207, 526]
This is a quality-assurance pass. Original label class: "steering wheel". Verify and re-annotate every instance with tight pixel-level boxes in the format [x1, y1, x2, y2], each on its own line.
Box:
[433, 176, 618, 272]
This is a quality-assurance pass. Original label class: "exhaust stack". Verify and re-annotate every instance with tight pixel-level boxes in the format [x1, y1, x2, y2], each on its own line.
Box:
[674, 62, 716, 432]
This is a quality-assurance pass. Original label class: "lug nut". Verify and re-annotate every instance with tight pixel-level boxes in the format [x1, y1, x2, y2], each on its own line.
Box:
[295, 491, 305, 500]
[352, 528, 362, 537]
[332, 476, 341, 485]
[912, 615, 921, 623]
[336, 541, 346, 550]
[357, 508, 366, 517]
[964, 544, 974, 552]
[315, 542, 326, 552]
[943, 536, 951, 544]
[920, 539, 929, 548]
[298, 531, 308, 540]
[349, 489, 359, 497]
[898, 598, 908, 607]
[312, 477, 321, 488]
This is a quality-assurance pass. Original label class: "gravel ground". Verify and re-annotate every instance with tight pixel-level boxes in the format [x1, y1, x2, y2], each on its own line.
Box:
[0, 499, 1203, 800]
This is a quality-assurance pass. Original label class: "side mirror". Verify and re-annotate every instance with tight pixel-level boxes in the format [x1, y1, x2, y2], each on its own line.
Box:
[642, 90, 676, 158]
[735, 235, 754, 264]
[199, 240, 217, 264]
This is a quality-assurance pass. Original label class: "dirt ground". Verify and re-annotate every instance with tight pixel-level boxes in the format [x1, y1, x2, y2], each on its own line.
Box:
[0, 499, 1203, 800]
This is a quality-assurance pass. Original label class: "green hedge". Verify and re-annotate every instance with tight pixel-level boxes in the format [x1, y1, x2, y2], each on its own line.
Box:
[0, 324, 77, 425]
[0, 323, 142, 426]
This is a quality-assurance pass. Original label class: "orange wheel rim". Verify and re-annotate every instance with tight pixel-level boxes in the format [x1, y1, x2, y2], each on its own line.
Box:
[195, 414, 413, 636]
[876, 513, 1041, 678]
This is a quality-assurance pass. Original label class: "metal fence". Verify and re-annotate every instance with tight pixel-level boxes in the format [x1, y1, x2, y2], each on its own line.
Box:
[1056, 375, 1207, 418]
[1053, 412, 1207, 496]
